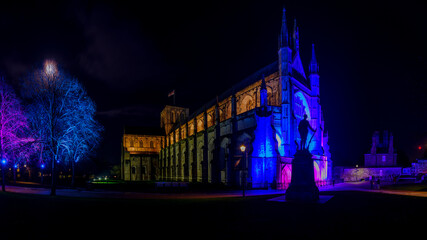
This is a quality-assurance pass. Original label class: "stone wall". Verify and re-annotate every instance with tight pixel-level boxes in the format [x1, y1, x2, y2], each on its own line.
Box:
[335, 166, 402, 182]
[122, 153, 159, 181]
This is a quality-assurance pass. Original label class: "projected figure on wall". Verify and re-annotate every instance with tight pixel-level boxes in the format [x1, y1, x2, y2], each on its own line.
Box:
[298, 114, 315, 150]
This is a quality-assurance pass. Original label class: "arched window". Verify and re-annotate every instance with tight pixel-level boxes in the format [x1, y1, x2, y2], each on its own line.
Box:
[130, 138, 134, 147]
[150, 141, 154, 148]
[240, 95, 254, 114]
[139, 139, 143, 148]
[267, 87, 273, 105]
[246, 99, 253, 112]
[197, 118, 204, 131]
[294, 92, 311, 120]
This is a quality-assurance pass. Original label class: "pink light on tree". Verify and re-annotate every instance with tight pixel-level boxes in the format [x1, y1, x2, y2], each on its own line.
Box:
[0, 77, 32, 191]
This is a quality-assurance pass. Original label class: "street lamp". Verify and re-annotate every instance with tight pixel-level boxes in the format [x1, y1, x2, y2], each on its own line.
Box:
[44, 60, 57, 76]
[355, 165, 359, 182]
[240, 144, 247, 198]
[1, 158, 6, 192]
[41, 163, 45, 185]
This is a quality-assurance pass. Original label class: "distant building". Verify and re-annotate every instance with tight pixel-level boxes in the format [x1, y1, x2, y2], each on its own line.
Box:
[335, 131, 401, 181]
[364, 131, 397, 167]
[121, 126, 164, 181]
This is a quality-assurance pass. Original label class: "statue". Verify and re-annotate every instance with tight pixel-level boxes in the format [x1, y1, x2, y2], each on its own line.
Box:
[286, 113, 320, 202]
[298, 114, 316, 150]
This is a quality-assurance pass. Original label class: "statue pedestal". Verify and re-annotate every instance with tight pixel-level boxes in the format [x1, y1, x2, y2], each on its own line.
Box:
[285, 150, 319, 202]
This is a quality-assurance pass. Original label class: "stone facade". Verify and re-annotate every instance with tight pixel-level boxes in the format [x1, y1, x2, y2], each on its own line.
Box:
[120, 8, 333, 187]
[157, 8, 332, 188]
[121, 127, 164, 181]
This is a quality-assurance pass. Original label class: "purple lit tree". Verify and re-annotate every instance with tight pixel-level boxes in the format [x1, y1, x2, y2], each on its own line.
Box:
[23, 60, 103, 195]
[0, 77, 32, 191]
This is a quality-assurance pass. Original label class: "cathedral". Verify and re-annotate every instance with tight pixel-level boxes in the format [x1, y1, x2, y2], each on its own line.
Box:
[121, 7, 332, 189]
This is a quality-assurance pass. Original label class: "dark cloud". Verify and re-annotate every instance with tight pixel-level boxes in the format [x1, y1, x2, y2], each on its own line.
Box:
[97, 105, 159, 118]
[76, 4, 163, 89]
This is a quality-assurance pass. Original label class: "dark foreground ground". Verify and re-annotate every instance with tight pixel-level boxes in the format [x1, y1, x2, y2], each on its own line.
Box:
[1, 190, 426, 240]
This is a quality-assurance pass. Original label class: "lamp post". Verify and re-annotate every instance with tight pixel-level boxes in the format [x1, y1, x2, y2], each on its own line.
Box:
[44, 59, 58, 196]
[240, 144, 246, 198]
[355, 165, 359, 182]
[41, 163, 45, 185]
[1, 158, 6, 192]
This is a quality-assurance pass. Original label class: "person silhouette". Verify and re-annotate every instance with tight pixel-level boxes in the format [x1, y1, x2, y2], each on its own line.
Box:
[298, 114, 315, 150]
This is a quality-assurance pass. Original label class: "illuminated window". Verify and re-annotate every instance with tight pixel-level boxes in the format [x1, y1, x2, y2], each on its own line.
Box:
[246, 100, 253, 112]
[382, 155, 386, 162]
[266, 85, 274, 105]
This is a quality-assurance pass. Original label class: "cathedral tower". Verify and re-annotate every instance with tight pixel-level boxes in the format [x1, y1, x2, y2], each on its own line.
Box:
[309, 44, 323, 155]
[260, 75, 268, 107]
[160, 105, 189, 135]
[278, 7, 293, 157]
[309, 44, 320, 97]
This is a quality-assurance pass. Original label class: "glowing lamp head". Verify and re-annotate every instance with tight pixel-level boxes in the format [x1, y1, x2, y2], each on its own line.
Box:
[419, 146, 422, 150]
[1, 159, 6, 165]
[240, 145, 246, 153]
[41, 163, 45, 169]
[14, 164, 17, 168]
[44, 60, 57, 75]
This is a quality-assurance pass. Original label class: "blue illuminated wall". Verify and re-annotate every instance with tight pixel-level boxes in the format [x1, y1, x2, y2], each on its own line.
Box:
[251, 114, 277, 188]
[251, 108, 329, 189]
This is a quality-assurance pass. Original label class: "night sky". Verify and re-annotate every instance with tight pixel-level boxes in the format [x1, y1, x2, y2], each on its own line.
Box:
[0, 0, 426, 171]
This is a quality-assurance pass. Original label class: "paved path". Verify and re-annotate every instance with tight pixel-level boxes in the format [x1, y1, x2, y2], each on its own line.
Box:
[2, 185, 287, 199]
[2, 182, 427, 199]
[322, 181, 427, 198]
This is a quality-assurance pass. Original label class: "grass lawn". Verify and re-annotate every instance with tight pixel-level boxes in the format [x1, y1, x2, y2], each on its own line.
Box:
[1, 190, 426, 239]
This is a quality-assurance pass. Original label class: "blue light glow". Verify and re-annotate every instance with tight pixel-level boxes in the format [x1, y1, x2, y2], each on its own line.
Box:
[1, 159, 6, 165]
[294, 91, 311, 120]
[41, 163, 45, 169]
[275, 133, 285, 156]
[251, 114, 277, 188]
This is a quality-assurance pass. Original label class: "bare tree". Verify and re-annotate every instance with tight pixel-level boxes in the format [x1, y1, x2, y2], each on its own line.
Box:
[23, 60, 103, 195]
[61, 79, 103, 187]
[0, 77, 32, 191]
